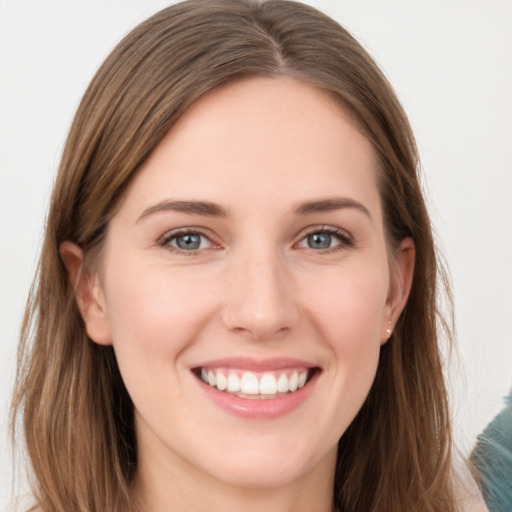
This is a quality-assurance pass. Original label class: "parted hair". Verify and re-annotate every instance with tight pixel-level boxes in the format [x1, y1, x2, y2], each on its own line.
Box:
[12, 1, 455, 511]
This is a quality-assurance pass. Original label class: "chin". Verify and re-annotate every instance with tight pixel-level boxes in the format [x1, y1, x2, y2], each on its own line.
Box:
[194, 434, 337, 490]
[206, 457, 316, 489]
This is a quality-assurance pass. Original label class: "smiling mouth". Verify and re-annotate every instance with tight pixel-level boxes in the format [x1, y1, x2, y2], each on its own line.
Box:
[193, 367, 320, 399]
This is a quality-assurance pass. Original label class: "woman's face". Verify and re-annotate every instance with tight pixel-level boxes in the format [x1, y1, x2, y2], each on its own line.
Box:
[73, 77, 413, 490]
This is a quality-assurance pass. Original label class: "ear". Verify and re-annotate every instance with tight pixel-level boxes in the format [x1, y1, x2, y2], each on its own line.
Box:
[60, 241, 113, 345]
[382, 237, 415, 344]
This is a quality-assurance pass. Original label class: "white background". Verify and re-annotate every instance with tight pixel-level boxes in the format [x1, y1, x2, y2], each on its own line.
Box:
[1, 1, 511, 508]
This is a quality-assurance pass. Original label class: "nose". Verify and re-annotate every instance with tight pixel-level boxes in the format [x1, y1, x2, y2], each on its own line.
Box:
[221, 249, 300, 342]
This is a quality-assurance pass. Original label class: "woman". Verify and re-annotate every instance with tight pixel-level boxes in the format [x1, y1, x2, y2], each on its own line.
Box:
[10, 1, 483, 511]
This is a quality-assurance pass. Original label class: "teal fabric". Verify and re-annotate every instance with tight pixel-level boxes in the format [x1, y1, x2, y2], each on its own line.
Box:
[471, 393, 512, 512]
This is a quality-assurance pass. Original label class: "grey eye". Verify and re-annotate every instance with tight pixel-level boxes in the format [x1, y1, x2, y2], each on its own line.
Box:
[169, 233, 210, 250]
[162, 230, 216, 253]
[176, 234, 201, 250]
[306, 232, 333, 249]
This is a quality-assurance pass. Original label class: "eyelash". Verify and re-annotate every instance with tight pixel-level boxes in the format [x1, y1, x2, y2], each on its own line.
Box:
[158, 226, 354, 255]
[158, 228, 216, 256]
[297, 226, 354, 253]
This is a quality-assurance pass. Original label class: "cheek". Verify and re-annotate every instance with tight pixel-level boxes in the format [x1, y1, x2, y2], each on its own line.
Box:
[292, 263, 388, 438]
[101, 261, 221, 419]
[301, 263, 389, 350]
[300, 263, 387, 406]
[102, 260, 216, 365]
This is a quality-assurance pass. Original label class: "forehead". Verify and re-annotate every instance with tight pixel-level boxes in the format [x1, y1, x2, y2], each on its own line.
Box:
[120, 77, 381, 219]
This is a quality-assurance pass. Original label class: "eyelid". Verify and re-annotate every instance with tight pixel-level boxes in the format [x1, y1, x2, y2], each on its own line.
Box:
[295, 225, 355, 252]
[156, 224, 354, 255]
[158, 227, 221, 253]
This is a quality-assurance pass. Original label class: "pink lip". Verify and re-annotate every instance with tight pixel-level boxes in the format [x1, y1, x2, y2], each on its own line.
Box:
[193, 356, 318, 372]
[191, 357, 321, 419]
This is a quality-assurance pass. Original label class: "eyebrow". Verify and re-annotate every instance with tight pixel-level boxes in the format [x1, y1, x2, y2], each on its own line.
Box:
[292, 197, 372, 221]
[137, 196, 371, 223]
[136, 199, 228, 223]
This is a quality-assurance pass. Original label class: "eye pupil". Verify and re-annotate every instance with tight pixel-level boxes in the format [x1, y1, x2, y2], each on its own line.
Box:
[307, 233, 331, 249]
[176, 234, 201, 250]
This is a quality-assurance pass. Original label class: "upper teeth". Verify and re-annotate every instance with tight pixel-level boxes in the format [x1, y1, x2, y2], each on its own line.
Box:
[200, 368, 309, 396]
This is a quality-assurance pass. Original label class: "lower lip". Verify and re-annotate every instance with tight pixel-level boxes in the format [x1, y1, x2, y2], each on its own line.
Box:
[194, 371, 319, 419]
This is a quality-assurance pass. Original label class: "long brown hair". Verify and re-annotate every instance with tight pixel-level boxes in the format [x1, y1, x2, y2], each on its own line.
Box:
[11, 1, 455, 511]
